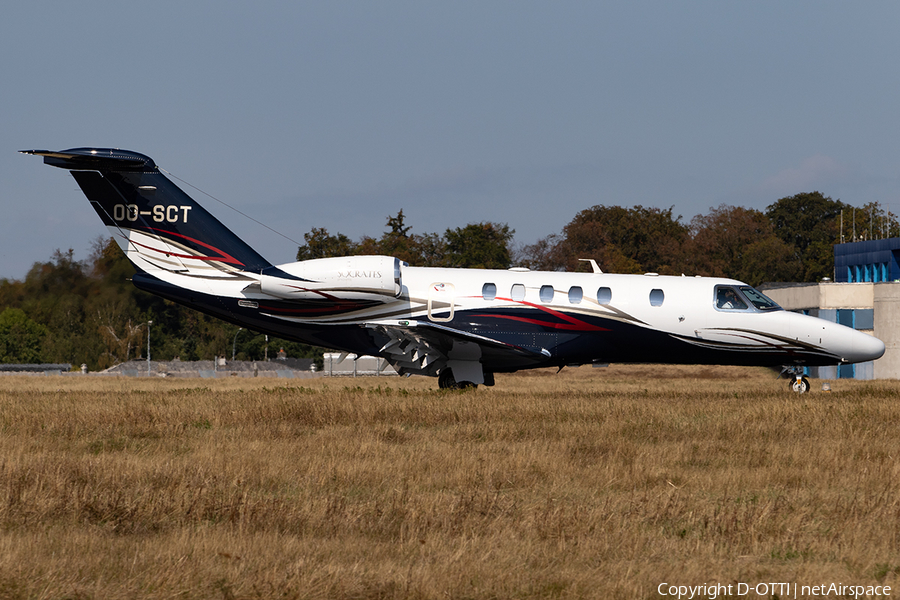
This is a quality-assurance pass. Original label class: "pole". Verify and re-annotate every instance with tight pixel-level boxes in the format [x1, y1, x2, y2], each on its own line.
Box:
[232, 327, 243, 361]
[147, 320, 153, 376]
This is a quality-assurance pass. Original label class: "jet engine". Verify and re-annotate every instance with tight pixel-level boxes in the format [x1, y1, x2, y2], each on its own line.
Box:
[257, 255, 402, 300]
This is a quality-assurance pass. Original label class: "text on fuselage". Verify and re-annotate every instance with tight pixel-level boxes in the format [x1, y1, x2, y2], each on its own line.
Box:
[113, 204, 192, 223]
[337, 270, 382, 279]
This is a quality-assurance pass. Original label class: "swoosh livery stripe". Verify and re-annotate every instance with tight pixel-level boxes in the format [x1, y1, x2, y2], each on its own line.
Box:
[472, 297, 610, 332]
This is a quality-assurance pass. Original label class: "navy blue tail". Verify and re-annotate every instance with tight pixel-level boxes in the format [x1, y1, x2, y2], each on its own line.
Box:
[22, 148, 272, 273]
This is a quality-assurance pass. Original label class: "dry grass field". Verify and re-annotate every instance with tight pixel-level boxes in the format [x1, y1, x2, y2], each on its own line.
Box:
[0, 365, 898, 599]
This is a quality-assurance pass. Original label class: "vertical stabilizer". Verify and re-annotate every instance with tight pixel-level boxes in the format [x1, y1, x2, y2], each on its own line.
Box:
[21, 148, 272, 276]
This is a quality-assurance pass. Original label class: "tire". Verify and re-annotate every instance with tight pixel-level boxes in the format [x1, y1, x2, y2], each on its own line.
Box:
[790, 377, 810, 393]
[438, 369, 477, 390]
[438, 369, 456, 389]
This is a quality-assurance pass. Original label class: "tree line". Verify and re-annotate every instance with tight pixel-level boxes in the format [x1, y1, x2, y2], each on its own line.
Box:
[0, 240, 319, 370]
[295, 209, 515, 270]
[0, 191, 892, 368]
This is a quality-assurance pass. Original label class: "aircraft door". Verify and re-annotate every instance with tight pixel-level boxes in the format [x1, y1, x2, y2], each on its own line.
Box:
[427, 282, 455, 322]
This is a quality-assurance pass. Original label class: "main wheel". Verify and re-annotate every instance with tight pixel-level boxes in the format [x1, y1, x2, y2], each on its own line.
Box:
[438, 369, 456, 389]
[790, 377, 810, 393]
[438, 368, 477, 390]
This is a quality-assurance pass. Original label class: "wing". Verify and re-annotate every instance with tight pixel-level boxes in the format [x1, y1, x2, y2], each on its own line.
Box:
[365, 320, 550, 377]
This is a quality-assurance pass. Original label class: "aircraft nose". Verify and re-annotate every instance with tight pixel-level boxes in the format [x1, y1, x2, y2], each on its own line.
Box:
[851, 330, 885, 362]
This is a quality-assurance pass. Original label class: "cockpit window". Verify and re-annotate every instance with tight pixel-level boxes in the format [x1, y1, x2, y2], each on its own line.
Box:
[739, 286, 782, 311]
[715, 286, 748, 310]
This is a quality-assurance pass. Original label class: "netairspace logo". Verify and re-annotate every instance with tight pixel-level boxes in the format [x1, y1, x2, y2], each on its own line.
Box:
[657, 582, 892, 599]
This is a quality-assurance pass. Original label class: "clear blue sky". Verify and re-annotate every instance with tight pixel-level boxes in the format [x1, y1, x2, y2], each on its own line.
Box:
[3, 2, 899, 279]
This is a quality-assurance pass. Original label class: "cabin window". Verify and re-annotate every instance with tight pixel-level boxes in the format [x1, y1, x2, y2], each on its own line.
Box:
[482, 282, 496, 301]
[649, 289, 665, 307]
[597, 287, 612, 305]
[568, 286, 583, 304]
[715, 285, 748, 310]
[511, 283, 526, 301]
[540, 285, 554, 303]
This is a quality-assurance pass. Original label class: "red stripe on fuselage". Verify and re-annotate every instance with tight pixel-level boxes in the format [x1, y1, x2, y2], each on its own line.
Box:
[475, 297, 609, 331]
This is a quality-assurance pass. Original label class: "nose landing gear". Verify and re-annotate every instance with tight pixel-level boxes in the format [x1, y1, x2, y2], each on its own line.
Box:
[782, 366, 810, 393]
[790, 376, 811, 393]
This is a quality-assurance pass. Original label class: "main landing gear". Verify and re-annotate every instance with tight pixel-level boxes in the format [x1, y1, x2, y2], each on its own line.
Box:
[438, 367, 495, 390]
[438, 368, 477, 390]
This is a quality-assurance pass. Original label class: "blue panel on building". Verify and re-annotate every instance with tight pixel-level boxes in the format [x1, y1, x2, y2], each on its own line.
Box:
[834, 238, 900, 282]
[838, 363, 855, 379]
[837, 309, 854, 328]
[855, 361, 875, 380]
[854, 309, 874, 330]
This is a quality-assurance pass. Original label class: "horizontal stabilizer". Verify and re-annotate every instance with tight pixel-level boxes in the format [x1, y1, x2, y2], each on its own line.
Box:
[20, 148, 153, 171]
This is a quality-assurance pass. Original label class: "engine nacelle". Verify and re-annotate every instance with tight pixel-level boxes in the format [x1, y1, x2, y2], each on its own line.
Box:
[258, 255, 402, 300]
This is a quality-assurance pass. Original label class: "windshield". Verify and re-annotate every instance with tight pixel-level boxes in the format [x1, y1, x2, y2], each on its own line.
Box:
[715, 285, 748, 310]
[739, 286, 782, 311]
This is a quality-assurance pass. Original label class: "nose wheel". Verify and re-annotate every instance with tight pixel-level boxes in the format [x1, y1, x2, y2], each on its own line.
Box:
[790, 375, 810, 393]
[781, 366, 811, 393]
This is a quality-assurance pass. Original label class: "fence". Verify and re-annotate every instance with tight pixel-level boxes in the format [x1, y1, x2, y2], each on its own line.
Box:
[322, 353, 397, 377]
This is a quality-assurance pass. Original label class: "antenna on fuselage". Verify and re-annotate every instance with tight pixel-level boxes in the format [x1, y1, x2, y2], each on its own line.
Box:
[578, 258, 602, 274]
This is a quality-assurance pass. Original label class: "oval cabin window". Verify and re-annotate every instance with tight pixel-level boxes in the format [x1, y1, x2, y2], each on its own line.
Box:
[511, 284, 526, 301]
[597, 287, 612, 305]
[482, 282, 497, 301]
[540, 285, 554, 303]
[649, 289, 665, 307]
[568, 286, 583, 304]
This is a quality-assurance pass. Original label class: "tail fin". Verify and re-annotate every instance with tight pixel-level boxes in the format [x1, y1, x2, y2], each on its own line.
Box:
[21, 148, 272, 276]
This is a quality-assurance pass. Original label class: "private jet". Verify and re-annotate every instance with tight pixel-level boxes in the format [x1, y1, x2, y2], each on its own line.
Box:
[22, 148, 886, 392]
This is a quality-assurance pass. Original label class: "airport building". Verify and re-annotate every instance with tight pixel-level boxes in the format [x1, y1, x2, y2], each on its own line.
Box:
[761, 238, 900, 380]
[834, 237, 900, 283]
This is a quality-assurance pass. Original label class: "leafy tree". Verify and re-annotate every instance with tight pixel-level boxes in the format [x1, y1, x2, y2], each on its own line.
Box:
[443, 223, 514, 269]
[515, 234, 559, 271]
[0, 308, 47, 364]
[89, 236, 136, 288]
[766, 192, 847, 281]
[0, 238, 329, 369]
[521, 205, 687, 274]
[407, 232, 447, 267]
[0, 277, 25, 310]
[686, 205, 801, 285]
[17, 249, 96, 365]
[739, 236, 805, 286]
[296, 228, 358, 260]
[360, 211, 449, 266]
[374, 210, 425, 265]
[386, 209, 412, 237]
[295, 211, 514, 269]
